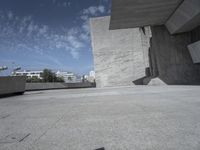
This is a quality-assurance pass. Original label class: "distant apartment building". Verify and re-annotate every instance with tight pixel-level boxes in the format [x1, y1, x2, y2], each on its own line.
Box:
[14, 70, 43, 79]
[56, 71, 77, 83]
[81, 71, 96, 83]
[88, 71, 95, 83]
[89, 71, 95, 78]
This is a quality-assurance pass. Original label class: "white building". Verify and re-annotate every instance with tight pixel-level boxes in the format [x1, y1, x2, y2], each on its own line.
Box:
[14, 70, 43, 79]
[85, 71, 96, 83]
[89, 71, 95, 78]
[56, 71, 77, 83]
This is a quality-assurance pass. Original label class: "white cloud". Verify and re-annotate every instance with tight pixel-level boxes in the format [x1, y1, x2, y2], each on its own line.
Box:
[63, 2, 67, 7]
[70, 49, 79, 59]
[98, 6, 105, 13]
[63, 2, 71, 7]
[80, 15, 88, 21]
[0, 4, 109, 61]
[7, 11, 13, 20]
[27, 22, 34, 36]
[52, 0, 56, 4]
[39, 25, 48, 35]
[82, 5, 105, 16]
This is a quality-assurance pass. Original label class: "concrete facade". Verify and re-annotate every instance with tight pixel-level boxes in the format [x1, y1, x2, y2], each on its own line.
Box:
[90, 16, 151, 87]
[149, 26, 200, 85]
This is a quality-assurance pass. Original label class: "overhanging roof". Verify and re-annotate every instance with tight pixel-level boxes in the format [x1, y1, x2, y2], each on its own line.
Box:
[110, 0, 184, 30]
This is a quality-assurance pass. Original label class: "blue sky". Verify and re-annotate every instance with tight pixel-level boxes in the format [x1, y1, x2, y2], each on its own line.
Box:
[0, 0, 111, 76]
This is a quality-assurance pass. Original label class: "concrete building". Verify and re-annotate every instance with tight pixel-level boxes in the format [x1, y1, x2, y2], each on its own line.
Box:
[87, 71, 96, 83]
[109, 0, 200, 85]
[89, 71, 95, 78]
[14, 70, 43, 79]
[90, 0, 200, 87]
[90, 16, 151, 87]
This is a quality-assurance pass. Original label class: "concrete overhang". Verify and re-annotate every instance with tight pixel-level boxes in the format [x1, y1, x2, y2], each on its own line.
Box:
[166, 0, 200, 34]
[110, 0, 200, 34]
[110, 0, 184, 30]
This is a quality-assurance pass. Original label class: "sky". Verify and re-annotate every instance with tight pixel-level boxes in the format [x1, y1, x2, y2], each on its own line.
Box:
[0, 0, 111, 76]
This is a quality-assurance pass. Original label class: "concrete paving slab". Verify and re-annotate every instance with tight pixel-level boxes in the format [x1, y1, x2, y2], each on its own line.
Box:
[0, 86, 200, 150]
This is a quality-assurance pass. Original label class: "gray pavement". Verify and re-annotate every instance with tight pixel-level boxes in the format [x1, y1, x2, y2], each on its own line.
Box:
[0, 86, 200, 150]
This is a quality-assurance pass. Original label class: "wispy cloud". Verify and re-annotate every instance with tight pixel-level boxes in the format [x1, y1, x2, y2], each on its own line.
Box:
[52, 0, 71, 8]
[82, 5, 105, 16]
[0, 3, 109, 60]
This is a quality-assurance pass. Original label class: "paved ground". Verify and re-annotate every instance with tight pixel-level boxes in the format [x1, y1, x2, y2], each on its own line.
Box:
[0, 86, 200, 150]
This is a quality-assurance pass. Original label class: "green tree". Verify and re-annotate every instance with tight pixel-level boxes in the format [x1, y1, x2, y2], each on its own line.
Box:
[42, 69, 64, 83]
[42, 69, 55, 82]
[56, 76, 65, 82]
[26, 76, 42, 83]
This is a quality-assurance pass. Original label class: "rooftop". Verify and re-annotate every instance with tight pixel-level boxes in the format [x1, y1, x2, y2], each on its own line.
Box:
[0, 86, 200, 149]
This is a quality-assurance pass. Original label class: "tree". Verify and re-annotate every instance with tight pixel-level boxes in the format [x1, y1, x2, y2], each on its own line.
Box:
[42, 69, 56, 82]
[42, 69, 64, 83]
[56, 76, 65, 82]
[26, 76, 42, 83]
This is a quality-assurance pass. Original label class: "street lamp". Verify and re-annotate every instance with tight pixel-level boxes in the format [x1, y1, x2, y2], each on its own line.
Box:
[0, 66, 8, 72]
[13, 67, 21, 72]
[12, 67, 21, 76]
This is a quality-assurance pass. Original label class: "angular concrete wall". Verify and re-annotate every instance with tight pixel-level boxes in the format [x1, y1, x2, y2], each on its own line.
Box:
[150, 25, 200, 85]
[0, 76, 26, 96]
[188, 40, 200, 63]
[90, 16, 151, 87]
[166, 0, 200, 34]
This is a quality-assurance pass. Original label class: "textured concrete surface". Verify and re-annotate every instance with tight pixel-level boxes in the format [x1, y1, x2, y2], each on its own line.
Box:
[0, 76, 26, 95]
[166, 0, 200, 34]
[191, 26, 200, 43]
[90, 16, 151, 87]
[149, 25, 200, 85]
[147, 78, 167, 86]
[188, 40, 200, 63]
[110, 0, 183, 30]
[1, 86, 200, 150]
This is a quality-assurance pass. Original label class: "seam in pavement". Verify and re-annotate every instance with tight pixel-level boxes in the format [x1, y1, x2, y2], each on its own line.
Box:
[29, 113, 66, 149]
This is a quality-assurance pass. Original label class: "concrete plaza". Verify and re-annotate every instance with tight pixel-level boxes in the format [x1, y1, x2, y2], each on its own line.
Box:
[0, 86, 200, 150]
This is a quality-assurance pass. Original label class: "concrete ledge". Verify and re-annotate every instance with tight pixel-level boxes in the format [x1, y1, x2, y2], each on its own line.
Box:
[166, 0, 200, 34]
[25, 82, 96, 91]
[188, 40, 200, 63]
[109, 0, 183, 30]
[0, 76, 26, 96]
